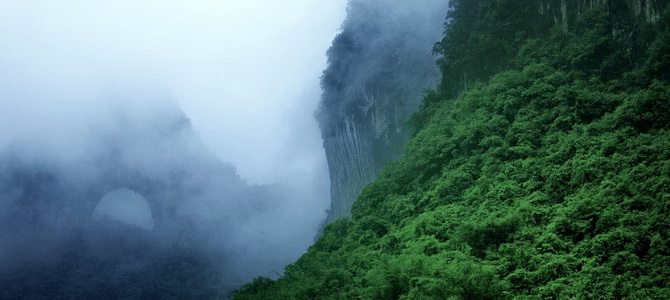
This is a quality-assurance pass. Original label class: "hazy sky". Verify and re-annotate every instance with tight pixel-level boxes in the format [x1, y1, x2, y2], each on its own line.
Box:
[0, 0, 348, 186]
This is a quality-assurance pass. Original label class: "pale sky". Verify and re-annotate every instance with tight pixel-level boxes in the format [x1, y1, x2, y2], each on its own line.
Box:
[0, 0, 348, 186]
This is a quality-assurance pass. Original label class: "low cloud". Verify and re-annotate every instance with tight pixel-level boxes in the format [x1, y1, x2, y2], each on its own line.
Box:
[0, 0, 347, 297]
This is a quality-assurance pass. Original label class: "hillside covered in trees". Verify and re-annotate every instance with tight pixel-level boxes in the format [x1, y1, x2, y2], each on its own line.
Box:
[235, 0, 670, 298]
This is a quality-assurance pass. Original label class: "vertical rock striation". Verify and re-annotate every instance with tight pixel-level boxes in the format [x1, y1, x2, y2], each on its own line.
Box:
[318, 0, 449, 221]
[537, 0, 665, 26]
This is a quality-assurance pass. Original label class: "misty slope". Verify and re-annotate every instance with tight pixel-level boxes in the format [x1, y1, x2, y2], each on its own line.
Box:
[0, 101, 312, 298]
[234, 1, 670, 299]
[318, 0, 447, 221]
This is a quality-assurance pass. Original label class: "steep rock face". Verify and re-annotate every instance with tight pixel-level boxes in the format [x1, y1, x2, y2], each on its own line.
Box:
[539, 0, 667, 53]
[318, 0, 449, 221]
[538, 0, 666, 25]
[436, 0, 668, 97]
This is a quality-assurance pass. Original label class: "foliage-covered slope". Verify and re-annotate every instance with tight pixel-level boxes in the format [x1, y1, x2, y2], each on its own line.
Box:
[234, 2, 670, 299]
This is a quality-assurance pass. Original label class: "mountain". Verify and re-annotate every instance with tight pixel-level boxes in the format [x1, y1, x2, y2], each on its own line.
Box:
[0, 101, 311, 298]
[234, 0, 670, 298]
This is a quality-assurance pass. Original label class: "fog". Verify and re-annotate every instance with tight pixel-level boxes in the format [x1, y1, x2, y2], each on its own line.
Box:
[317, 0, 448, 222]
[92, 188, 155, 230]
[0, 0, 346, 298]
[0, 0, 347, 185]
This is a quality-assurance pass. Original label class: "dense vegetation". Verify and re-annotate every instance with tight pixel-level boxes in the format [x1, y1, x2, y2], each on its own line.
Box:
[235, 1, 670, 299]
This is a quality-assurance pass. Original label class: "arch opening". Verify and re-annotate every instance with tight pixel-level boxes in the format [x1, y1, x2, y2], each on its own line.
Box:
[92, 187, 155, 230]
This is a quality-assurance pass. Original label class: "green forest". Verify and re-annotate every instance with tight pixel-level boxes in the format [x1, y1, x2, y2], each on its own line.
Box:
[234, 1, 670, 299]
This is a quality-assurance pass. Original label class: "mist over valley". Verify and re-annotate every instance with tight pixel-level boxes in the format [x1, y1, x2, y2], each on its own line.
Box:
[0, 0, 346, 298]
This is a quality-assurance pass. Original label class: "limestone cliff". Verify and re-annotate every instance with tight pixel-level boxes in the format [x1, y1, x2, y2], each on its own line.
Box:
[539, 0, 666, 53]
[318, 0, 448, 221]
[538, 0, 665, 26]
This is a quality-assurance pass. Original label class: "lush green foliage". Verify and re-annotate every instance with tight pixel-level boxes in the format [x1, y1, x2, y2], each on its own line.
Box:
[234, 4, 670, 300]
[433, 0, 553, 98]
